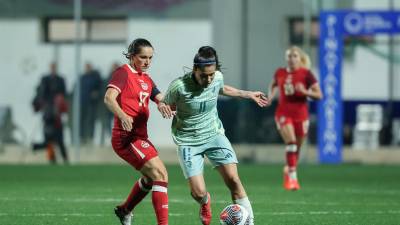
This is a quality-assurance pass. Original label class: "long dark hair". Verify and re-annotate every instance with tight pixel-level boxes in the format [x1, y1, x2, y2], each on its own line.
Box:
[193, 46, 221, 71]
[123, 38, 153, 59]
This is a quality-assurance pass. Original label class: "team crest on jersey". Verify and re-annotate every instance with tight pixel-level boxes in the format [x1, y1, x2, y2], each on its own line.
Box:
[141, 141, 150, 148]
[138, 80, 149, 90]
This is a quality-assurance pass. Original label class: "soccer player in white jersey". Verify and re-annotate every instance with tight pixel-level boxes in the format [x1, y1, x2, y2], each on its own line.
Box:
[158, 46, 270, 225]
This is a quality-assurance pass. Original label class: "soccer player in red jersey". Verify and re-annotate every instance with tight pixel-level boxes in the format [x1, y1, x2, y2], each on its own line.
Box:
[104, 38, 171, 225]
[268, 46, 322, 191]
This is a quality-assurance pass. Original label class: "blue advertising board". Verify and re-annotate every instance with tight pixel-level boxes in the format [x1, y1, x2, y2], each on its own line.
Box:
[318, 10, 400, 163]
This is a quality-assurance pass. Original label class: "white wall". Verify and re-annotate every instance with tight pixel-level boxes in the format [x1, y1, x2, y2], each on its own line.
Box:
[0, 18, 212, 147]
[212, 0, 400, 100]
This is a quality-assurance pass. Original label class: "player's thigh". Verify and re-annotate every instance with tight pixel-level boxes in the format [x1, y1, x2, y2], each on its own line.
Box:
[275, 116, 297, 143]
[113, 138, 159, 170]
[177, 145, 205, 179]
[293, 119, 309, 139]
[216, 163, 240, 183]
[216, 163, 246, 196]
[204, 135, 238, 167]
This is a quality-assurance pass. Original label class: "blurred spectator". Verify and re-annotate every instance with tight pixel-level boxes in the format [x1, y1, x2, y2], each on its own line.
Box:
[79, 63, 102, 144]
[100, 62, 120, 145]
[32, 62, 69, 164]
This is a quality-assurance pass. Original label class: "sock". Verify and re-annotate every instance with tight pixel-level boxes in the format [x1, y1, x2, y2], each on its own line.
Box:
[288, 170, 298, 180]
[285, 143, 298, 169]
[200, 193, 209, 205]
[46, 143, 56, 162]
[121, 177, 152, 212]
[152, 181, 169, 225]
[234, 197, 254, 224]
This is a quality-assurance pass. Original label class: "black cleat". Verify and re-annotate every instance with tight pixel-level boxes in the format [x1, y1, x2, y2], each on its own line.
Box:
[114, 206, 133, 225]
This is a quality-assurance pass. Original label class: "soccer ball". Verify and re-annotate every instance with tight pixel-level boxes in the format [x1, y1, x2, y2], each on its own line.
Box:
[219, 204, 250, 225]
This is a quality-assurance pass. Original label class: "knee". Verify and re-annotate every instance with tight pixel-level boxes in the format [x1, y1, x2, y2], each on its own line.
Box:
[149, 167, 168, 182]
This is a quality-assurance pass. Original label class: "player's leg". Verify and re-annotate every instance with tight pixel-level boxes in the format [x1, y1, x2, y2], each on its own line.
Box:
[112, 138, 168, 225]
[140, 156, 169, 225]
[177, 145, 211, 225]
[275, 117, 299, 190]
[216, 163, 255, 225]
[188, 174, 212, 225]
[46, 142, 56, 163]
[204, 134, 255, 224]
[55, 127, 68, 163]
[118, 175, 153, 213]
[294, 119, 310, 162]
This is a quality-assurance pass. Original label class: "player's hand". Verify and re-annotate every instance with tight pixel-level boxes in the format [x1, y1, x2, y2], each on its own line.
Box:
[295, 83, 308, 96]
[158, 102, 176, 119]
[119, 113, 134, 131]
[250, 91, 271, 107]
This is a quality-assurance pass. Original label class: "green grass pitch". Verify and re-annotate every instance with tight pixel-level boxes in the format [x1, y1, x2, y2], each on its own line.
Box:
[1, 164, 400, 225]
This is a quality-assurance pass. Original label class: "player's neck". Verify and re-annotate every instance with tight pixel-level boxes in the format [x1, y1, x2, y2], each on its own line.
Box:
[191, 72, 201, 86]
[287, 66, 300, 73]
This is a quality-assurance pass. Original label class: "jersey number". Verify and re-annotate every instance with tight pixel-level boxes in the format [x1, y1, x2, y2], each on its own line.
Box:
[283, 83, 295, 96]
[139, 91, 149, 107]
[199, 102, 206, 113]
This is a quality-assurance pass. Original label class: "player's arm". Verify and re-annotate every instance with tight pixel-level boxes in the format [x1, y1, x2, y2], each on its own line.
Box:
[296, 71, 323, 100]
[268, 79, 278, 100]
[295, 82, 323, 100]
[104, 88, 134, 131]
[159, 80, 180, 119]
[221, 85, 270, 107]
[154, 93, 175, 119]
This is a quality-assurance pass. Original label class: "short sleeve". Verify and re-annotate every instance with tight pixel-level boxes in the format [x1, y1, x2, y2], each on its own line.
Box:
[149, 78, 161, 101]
[305, 70, 318, 88]
[107, 68, 128, 93]
[163, 79, 181, 105]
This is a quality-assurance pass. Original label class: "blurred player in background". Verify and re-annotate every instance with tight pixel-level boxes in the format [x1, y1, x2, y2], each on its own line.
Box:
[104, 38, 171, 225]
[32, 62, 69, 164]
[159, 46, 269, 225]
[268, 46, 322, 191]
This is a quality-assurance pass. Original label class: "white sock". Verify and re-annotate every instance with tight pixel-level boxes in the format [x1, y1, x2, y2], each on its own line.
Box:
[234, 197, 254, 224]
[289, 170, 297, 180]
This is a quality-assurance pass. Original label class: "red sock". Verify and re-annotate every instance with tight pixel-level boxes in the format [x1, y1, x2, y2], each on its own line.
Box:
[285, 143, 298, 169]
[152, 181, 169, 225]
[121, 177, 152, 212]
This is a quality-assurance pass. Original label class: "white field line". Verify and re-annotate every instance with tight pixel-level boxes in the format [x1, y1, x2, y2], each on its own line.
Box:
[299, 187, 400, 196]
[0, 196, 399, 207]
[0, 210, 400, 218]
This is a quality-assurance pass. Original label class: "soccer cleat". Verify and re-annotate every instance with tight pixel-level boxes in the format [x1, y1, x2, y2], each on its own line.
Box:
[199, 192, 212, 225]
[291, 179, 301, 191]
[114, 206, 133, 225]
[283, 166, 301, 191]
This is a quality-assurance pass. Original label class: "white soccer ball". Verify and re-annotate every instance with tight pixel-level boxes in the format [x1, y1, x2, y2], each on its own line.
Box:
[219, 204, 250, 225]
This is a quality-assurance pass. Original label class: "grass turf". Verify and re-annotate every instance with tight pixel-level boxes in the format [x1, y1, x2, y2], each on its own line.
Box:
[0, 164, 400, 225]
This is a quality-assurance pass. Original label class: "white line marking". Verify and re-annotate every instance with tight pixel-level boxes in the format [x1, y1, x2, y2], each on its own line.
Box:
[0, 210, 399, 218]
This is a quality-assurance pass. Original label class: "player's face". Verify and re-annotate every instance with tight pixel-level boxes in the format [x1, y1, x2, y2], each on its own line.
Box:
[132, 46, 153, 72]
[286, 50, 301, 70]
[194, 65, 216, 88]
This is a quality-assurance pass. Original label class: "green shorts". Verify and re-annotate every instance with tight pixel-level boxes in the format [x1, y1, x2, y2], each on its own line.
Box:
[177, 134, 238, 178]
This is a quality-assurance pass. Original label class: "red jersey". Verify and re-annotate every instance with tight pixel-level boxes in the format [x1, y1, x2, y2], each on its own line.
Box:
[274, 67, 317, 120]
[107, 64, 158, 138]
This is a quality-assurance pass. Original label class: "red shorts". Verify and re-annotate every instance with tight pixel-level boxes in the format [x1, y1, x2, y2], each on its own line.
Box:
[111, 131, 158, 170]
[275, 115, 309, 137]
